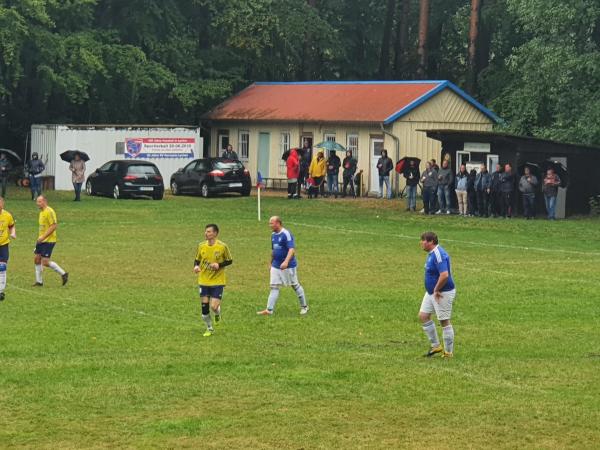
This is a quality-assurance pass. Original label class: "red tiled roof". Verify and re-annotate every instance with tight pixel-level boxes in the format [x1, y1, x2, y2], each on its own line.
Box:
[203, 81, 446, 123]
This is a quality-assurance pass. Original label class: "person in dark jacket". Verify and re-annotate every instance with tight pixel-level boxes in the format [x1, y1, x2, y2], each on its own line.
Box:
[377, 149, 394, 199]
[420, 161, 438, 215]
[490, 164, 502, 217]
[297, 148, 310, 198]
[467, 169, 478, 216]
[436, 160, 454, 214]
[221, 144, 238, 160]
[499, 163, 515, 218]
[403, 160, 420, 211]
[341, 150, 357, 198]
[0, 153, 12, 198]
[519, 166, 538, 219]
[326, 150, 341, 198]
[475, 164, 492, 218]
[27, 152, 45, 200]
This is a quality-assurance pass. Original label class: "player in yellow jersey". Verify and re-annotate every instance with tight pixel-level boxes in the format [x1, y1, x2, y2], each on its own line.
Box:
[33, 196, 68, 287]
[194, 224, 233, 337]
[0, 197, 16, 301]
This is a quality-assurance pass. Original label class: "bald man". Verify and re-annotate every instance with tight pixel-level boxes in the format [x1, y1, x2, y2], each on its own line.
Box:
[33, 196, 68, 287]
[257, 216, 308, 315]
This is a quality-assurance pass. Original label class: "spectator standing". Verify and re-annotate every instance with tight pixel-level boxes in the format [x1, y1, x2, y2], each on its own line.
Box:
[436, 160, 453, 214]
[403, 160, 420, 211]
[297, 148, 309, 198]
[27, 152, 45, 200]
[222, 144, 238, 160]
[490, 164, 502, 217]
[467, 169, 478, 216]
[475, 164, 492, 217]
[499, 163, 515, 218]
[326, 150, 341, 198]
[377, 149, 394, 199]
[0, 153, 12, 198]
[309, 151, 326, 198]
[341, 150, 357, 198]
[542, 168, 561, 220]
[420, 161, 438, 215]
[454, 164, 469, 216]
[518, 166, 538, 219]
[69, 153, 86, 202]
[286, 148, 300, 199]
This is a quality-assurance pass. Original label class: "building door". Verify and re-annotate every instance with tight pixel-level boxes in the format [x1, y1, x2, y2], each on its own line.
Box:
[487, 154, 499, 172]
[456, 151, 470, 172]
[550, 156, 567, 219]
[258, 132, 270, 178]
[370, 138, 384, 193]
[217, 132, 229, 156]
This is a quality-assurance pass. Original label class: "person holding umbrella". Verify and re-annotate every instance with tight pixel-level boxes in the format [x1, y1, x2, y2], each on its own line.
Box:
[69, 153, 86, 201]
[0, 153, 13, 198]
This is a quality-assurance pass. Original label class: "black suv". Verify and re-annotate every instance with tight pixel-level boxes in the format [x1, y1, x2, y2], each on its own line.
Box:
[86, 160, 164, 200]
[170, 158, 251, 197]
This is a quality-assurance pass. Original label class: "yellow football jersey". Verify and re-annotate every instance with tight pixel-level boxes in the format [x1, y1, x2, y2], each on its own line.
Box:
[0, 210, 15, 246]
[195, 240, 232, 286]
[38, 206, 57, 243]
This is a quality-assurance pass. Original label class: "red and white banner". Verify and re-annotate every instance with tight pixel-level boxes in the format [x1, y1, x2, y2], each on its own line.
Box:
[125, 138, 195, 159]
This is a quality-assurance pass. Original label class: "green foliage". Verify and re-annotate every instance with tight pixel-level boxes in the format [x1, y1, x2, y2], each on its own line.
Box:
[1, 0, 600, 150]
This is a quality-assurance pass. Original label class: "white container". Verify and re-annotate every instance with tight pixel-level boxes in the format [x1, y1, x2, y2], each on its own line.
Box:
[30, 125, 203, 191]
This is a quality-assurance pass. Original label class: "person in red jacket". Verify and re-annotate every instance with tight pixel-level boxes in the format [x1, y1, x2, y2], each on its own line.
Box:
[286, 148, 300, 199]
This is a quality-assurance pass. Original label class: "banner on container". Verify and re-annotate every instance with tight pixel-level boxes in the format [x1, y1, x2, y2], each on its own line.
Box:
[125, 138, 195, 159]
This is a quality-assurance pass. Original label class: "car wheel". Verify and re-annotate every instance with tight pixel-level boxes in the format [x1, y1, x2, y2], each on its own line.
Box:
[200, 183, 209, 198]
[241, 189, 251, 197]
[171, 181, 179, 196]
[153, 191, 163, 200]
[86, 180, 95, 196]
[113, 184, 121, 199]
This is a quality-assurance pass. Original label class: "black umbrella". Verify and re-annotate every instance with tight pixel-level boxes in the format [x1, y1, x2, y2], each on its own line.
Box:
[518, 162, 541, 178]
[60, 150, 90, 162]
[541, 160, 569, 188]
[0, 148, 22, 162]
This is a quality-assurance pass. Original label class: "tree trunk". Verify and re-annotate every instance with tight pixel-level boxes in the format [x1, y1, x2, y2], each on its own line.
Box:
[393, 0, 410, 78]
[467, 0, 482, 93]
[417, 0, 430, 78]
[378, 0, 396, 79]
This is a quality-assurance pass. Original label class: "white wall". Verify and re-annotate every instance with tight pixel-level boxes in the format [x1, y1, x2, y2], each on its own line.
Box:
[31, 125, 202, 191]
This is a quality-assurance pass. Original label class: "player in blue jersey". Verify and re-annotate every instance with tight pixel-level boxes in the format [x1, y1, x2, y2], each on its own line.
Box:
[419, 231, 456, 358]
[257, 216, 308, 316]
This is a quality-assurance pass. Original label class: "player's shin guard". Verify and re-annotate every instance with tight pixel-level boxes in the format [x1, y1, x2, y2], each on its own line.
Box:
[292, 283, 307, 308]
[48, 261, 66, 275]
[422, 320, 440, 347]
[0, 262, 6, 292]
[442, 325, 454, 353]
[201, 302, 212, 330]
[35, 264, 43, 284]
[267, 287, 280, 311]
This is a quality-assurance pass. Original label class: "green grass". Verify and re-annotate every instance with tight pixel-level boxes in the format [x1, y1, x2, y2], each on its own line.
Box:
[1, 188, 599, 449]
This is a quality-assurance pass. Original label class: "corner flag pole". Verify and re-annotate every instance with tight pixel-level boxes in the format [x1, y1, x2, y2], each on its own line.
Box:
[257, 171, 264, 221]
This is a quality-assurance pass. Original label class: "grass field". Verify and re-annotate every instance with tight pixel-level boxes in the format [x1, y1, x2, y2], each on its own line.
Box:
[1, 187, 599, 449]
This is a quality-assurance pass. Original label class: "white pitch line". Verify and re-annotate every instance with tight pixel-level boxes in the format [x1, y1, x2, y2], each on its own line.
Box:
[11, 285, 198, 327]
[289, 221, 600, 257]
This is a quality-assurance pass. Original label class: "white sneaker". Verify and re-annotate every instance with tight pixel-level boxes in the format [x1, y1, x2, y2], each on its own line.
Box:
[300, 306, 310, 315]
[446, 210, 451, 215]
[435, 210, 442, 215]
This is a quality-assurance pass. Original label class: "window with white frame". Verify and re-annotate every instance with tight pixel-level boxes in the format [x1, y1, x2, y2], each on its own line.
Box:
[347, 133, 359, 159]
[238, 130, 249, 160]
[324, 132, 336, 142]
[279, 132, 290, 174]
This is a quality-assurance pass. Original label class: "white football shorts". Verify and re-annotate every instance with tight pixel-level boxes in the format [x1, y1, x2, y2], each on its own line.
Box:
[270, 266, 299, 287]
[420, 289, 456, 320]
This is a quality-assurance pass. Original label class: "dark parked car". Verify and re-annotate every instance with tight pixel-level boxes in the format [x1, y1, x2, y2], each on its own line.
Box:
[86, 160, 164, 200]
[170, 158, 251, 197]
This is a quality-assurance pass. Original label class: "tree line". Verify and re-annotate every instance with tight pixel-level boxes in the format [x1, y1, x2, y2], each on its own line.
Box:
[1, 0, 599, 153]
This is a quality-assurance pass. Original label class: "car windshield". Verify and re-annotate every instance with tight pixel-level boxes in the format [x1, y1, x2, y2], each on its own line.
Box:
[127, 165, 159, 175]
[214, 160, 243, 170]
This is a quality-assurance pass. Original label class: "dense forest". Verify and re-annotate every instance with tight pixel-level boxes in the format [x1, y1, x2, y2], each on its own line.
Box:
[1, 0, 599, 153]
